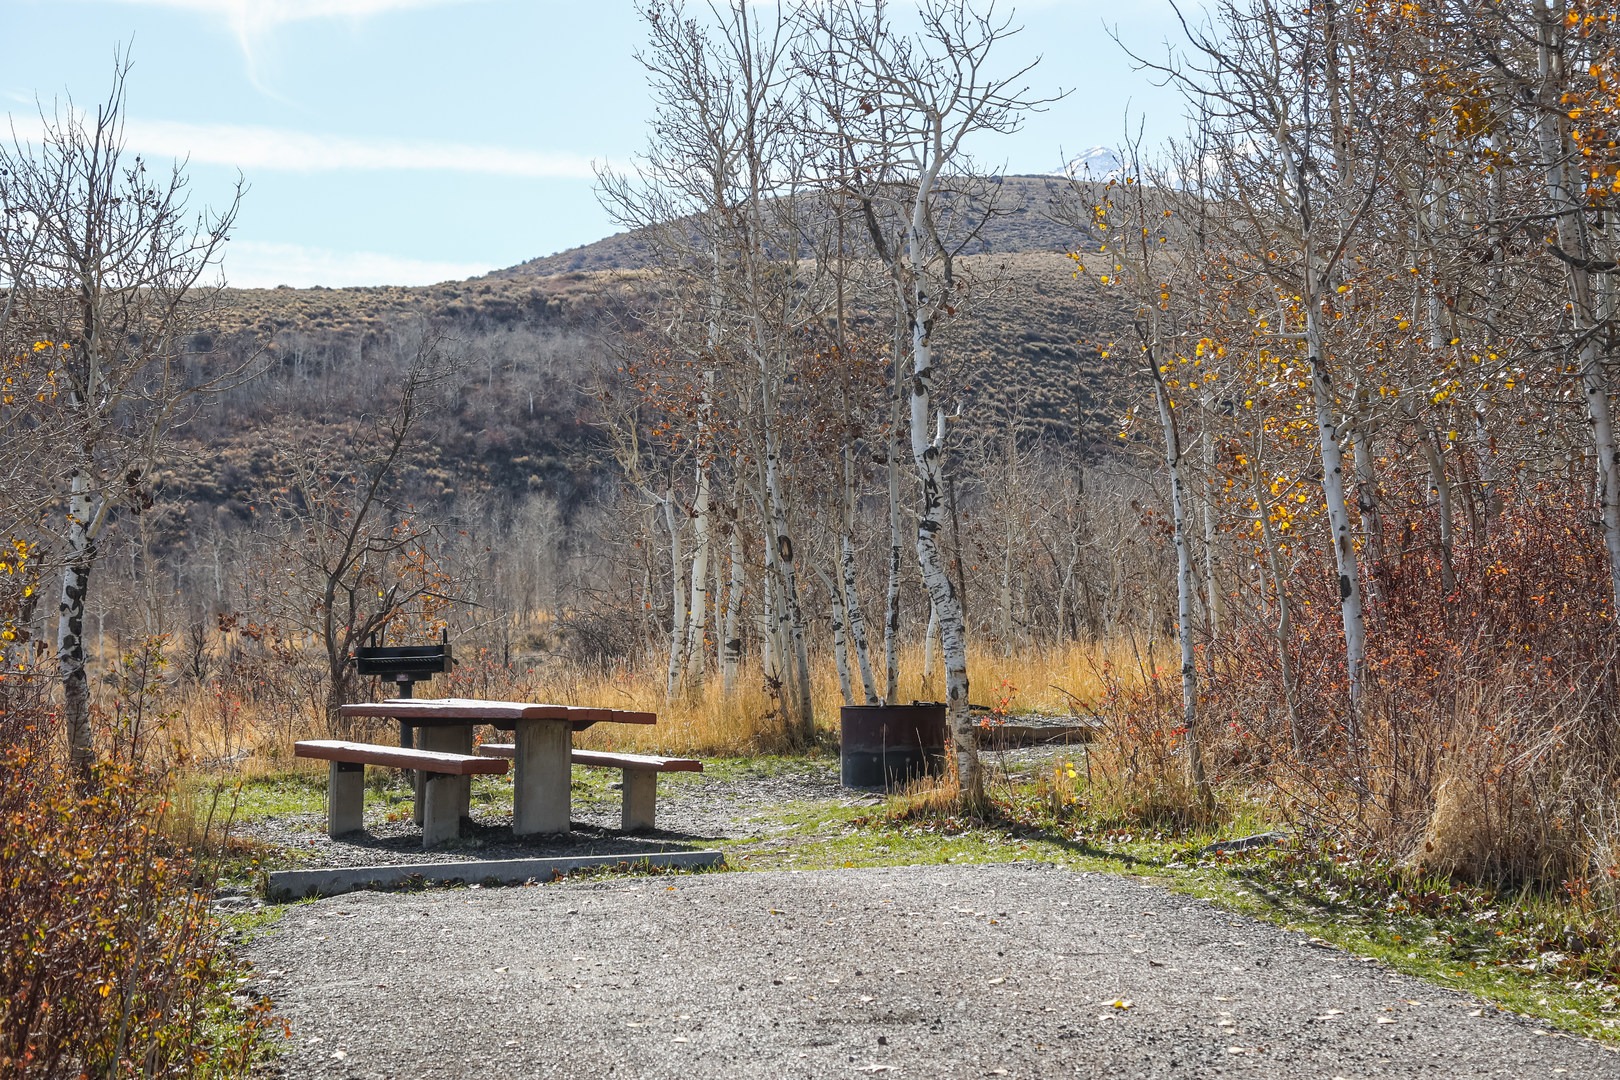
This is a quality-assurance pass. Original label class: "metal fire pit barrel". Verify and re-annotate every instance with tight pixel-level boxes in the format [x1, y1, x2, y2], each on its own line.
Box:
[839, 702, 947, 790]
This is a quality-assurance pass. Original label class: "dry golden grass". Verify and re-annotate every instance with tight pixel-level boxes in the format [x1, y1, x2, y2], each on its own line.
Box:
[566, 638, 1129, 756]
[157, 637, 1131, 769]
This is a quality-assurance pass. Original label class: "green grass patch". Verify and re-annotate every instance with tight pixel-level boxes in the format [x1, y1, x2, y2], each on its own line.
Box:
[195, 771, 326, 822]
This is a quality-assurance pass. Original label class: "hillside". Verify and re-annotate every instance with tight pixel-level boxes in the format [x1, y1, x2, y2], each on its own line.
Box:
[498, 175, 1095, 278]
[166, 183, 1129, 539]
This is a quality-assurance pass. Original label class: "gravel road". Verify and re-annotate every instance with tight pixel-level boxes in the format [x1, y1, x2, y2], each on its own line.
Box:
[244, 862, 1616, 1079]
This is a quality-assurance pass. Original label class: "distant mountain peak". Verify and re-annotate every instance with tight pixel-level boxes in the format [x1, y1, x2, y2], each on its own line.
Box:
[1059, 147, 1124, 181]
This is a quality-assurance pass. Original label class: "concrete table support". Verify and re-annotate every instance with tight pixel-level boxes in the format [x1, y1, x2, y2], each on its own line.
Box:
[621, 768, 659, 831]
[327, 761, 365, 837]
[414, 725, 474, 826]
[420, 773, 462, 848]
[512, 718, 572, 835]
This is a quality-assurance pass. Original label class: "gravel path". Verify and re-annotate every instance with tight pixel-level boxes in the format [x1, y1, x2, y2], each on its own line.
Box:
[244, 863, 1616, 1079]
[239, 758, 863, 869]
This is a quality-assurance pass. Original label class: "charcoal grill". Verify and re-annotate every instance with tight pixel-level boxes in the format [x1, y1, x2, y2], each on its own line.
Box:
[352, 632, 454, 748]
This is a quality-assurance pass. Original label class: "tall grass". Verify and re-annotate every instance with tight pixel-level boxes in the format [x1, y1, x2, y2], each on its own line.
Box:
[148, 634, 1127, 769]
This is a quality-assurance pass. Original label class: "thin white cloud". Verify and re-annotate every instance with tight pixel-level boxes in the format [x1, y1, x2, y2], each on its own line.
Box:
[218, 239, 489, 287]
[95, 0, 483, 31]
[122, 118, 597, 178]
[88, 0, 489, 95]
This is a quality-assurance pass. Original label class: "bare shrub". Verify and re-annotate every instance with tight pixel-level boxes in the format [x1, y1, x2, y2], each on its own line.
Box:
[0, 681, 269, 1076]
[1182, 493, 1620, 891]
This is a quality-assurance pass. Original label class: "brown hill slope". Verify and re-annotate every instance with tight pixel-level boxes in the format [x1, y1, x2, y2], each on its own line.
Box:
[498, 175, 1093, 278]
[175, 194, 1126, 530]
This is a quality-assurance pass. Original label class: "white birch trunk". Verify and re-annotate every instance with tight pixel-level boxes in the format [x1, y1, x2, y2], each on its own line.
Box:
[1348, 406, 1388, 604]
[1200, 424, 1222, 639]
[1306, 293, 1366, 718]
[884, 374, 904, 704]
[1535, 0, 1620, 621]
[764, 435, 814, 743]
[663, 494, 687, 701]
[909, 352, 975, 796]
[684, 463, 712, 687]
[58, 468, 97, 774]
[722, 516, 744, 693]
[1151, 356, 1210, 808]
[922, 603, 939, 681]
[759, 580, 781, 695]
[998, 523, 1014, 650]
[759, 489, 784, 700]
[840, 453, 881, 704]
[842, 536, 881, 705]
[822, 566, 855, 706]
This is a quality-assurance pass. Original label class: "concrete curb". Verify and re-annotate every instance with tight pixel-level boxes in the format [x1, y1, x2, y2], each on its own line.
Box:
[264, 849, 726, 902]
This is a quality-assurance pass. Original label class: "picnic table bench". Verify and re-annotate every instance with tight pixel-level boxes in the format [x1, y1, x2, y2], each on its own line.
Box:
[478, 744, 701, 831]
[294, 739, 509, 848]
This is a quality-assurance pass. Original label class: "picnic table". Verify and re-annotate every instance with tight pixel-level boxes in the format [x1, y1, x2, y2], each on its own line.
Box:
[337, 697, 656, 835]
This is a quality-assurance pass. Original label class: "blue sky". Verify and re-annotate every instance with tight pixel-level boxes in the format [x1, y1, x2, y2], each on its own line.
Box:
[2, 1, 1195, 288]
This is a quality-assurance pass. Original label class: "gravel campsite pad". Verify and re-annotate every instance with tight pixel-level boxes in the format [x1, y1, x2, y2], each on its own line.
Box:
[244, 862, 1616, 1079]
[239, 758, 862, 869]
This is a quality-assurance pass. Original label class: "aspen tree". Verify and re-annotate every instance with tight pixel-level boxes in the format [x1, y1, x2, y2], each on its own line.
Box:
[1150, 0, 1381, 722]
[815, 0, 1052, 807]
[0, 61, 238, 774]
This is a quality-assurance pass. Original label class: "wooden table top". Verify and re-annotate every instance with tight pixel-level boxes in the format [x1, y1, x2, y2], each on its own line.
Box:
[339, 697, 657, 729]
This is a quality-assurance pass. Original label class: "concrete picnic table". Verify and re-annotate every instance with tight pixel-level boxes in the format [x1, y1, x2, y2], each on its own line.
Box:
[338, 698, 656, 835]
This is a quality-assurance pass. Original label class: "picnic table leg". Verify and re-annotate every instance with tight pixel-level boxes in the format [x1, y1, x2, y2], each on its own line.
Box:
[512, 718, 571, 835]
[328, 761, 365, 837]
[621, 767, 658, 832]
[421, 772, 461, 848]
[415, 726, 475, 825]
